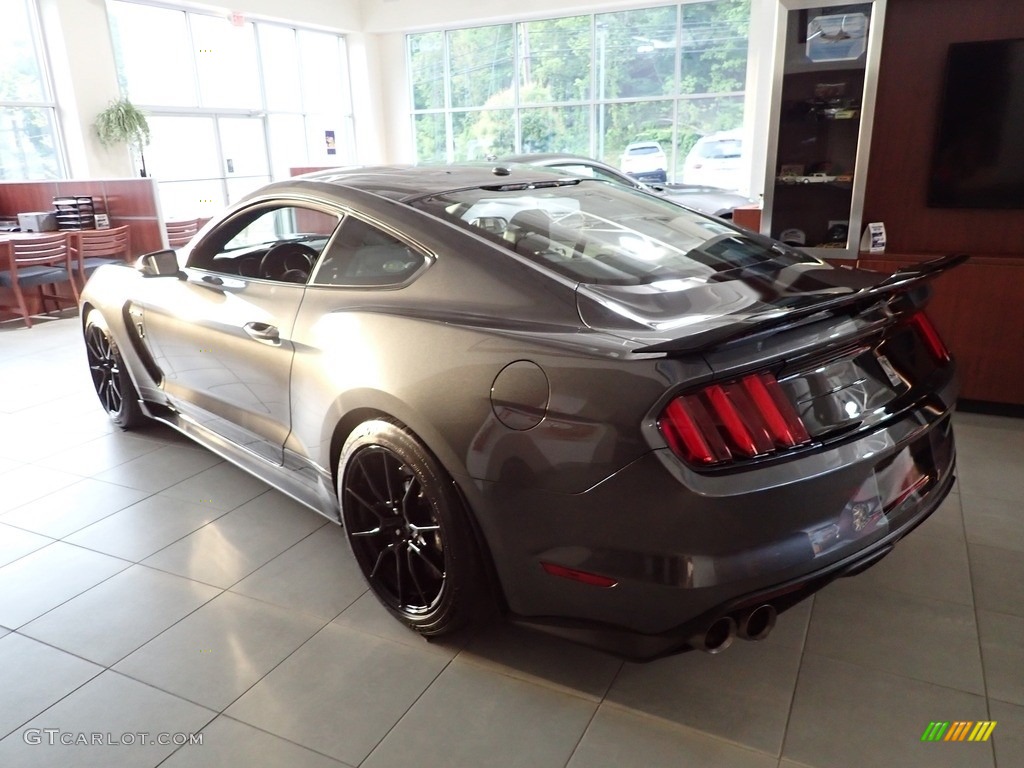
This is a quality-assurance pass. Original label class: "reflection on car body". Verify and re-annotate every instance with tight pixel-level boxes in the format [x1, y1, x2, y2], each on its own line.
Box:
[499, 152, 751, 219]
[80, 163, 962, 659]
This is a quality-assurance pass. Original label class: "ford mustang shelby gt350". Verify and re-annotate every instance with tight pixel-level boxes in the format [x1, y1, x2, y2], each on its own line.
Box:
[80, 164, 962, 659]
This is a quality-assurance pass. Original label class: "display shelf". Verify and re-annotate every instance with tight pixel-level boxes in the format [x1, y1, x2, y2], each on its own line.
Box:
[761, 0, 887, 259]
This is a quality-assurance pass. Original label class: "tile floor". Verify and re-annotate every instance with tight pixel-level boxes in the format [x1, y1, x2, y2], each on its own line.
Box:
[0, 313, 1021, 768]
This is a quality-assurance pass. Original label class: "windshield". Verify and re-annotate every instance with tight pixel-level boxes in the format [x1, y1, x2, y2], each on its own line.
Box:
[413, 181, 817, 286]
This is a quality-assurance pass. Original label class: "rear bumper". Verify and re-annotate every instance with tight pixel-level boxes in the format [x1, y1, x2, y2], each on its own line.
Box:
[463, 404, 956, 660]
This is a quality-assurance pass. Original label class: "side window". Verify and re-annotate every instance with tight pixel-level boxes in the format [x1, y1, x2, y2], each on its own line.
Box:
[188, 204, 341, 283]
[311, 216, 426, 287]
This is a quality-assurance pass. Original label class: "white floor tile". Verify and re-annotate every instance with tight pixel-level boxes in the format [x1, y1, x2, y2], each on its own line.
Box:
[20, 565, 221, 667]
[114, 591, 325, 711]
[0, 670, 216, 768]
[0, 542, 130, 628]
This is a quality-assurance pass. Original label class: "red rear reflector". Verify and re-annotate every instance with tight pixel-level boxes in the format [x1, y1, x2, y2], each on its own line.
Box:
[658, 371, 811, 467]
[541, 562, 618, 588]
[909, 312, 950, 364]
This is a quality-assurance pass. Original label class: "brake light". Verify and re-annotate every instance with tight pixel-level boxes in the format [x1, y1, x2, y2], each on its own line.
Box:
[908, 312, 951, 364]
[658, 372, 810, 466]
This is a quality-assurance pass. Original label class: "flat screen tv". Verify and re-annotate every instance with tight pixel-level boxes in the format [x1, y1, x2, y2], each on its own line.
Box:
[928, 38, 1024, 209]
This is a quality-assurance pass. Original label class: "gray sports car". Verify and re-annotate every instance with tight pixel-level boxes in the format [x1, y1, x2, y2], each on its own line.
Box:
[80, 164, 962, 659]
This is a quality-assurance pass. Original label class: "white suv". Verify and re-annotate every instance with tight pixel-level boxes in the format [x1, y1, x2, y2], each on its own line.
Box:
[682, 129, 743, 191]
[619, 141, 668, 183]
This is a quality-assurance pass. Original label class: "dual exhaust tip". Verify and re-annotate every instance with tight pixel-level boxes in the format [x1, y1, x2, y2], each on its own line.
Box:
[692, 604, 777, 654]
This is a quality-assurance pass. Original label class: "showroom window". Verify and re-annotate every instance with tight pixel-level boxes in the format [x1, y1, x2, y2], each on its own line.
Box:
[407, 0, 749, 186]
[0, 0, 65, 180]
[108, 1, 354, 219]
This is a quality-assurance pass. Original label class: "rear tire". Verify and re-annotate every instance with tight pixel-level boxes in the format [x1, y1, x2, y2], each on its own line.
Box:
[338, 419, 486, 636]
[83, 309, 146, 429]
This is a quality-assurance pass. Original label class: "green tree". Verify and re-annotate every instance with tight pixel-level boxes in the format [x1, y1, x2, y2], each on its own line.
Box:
[408, 0, 752, 179]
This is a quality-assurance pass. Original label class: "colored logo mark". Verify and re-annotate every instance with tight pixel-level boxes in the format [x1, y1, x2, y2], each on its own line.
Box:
[921, 721, 996, 742]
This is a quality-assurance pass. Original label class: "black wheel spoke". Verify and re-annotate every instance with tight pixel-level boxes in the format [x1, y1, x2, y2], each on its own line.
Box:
[349, 526, 382, 537]
[400, 476, 418, 518]
[382, 450, 395, 502]
[408, 541, 444, 579]
[393, 543, 404, 606]
[345, 486, 386, 521]
[356, 452, 391, 506]
[409, 523, 441, 534]
[406, 547, 430, 607]
[369, 542, 394, 580]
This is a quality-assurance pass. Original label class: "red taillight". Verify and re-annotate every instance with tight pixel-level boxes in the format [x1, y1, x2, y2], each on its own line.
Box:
[658, 371, 811, 466]
[909, 312, 951, 364]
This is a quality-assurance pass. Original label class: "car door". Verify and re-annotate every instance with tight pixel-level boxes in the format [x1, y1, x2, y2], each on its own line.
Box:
[142, 200, 342, 464]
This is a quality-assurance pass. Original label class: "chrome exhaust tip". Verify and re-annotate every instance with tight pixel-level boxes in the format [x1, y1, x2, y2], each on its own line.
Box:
[693, 616, 736, 654]
[737, 604, 777, 642]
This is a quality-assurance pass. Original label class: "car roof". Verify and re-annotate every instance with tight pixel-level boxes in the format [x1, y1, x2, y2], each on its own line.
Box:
[270, 163, 579, 203]
[624, 141, 662, 149]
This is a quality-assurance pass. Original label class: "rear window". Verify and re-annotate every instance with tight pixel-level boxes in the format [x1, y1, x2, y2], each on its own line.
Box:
[413, 181, 815, 286]
[627, 145, 661, 155]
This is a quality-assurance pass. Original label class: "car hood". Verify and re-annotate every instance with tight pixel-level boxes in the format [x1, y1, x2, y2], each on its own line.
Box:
[575, 254, 967, 354]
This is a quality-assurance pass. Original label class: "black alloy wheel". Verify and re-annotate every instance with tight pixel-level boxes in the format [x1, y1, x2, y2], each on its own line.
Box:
[339, 420, 486, 636]
[84, 309, 145, 429]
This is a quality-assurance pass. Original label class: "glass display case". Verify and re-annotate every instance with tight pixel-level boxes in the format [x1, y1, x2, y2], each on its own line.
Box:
[761, 0, 887, 258]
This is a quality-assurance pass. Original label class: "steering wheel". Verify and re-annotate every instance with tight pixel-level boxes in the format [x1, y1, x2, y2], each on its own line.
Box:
[259, 242, 317, 281]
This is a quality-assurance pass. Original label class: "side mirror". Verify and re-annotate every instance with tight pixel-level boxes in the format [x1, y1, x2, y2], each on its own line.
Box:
[137, 249, 185, 278]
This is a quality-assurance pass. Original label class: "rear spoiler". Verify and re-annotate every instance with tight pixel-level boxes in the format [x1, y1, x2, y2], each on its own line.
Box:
[631, 253, 969, 356]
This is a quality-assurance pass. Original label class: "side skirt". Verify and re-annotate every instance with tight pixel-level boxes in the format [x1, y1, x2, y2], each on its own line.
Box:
[139, 401, 341, 524]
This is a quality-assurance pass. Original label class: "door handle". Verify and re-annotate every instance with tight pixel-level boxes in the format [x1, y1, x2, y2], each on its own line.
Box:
[243, 321, 280, 344]
[201, 274, 223, 285]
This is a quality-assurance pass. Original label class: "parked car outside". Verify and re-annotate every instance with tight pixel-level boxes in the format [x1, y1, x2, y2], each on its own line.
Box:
[499, 152, 750, 219]
[682, 129, 745, 191]
[619, 140, 668, 183]
[81, 163, 962, 659]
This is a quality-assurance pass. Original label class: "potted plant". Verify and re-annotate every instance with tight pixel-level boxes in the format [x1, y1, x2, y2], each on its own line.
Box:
[94, 97, 151, 177]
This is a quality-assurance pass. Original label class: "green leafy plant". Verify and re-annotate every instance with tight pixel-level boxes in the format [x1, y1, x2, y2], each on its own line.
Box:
[94, 97, 151, 177]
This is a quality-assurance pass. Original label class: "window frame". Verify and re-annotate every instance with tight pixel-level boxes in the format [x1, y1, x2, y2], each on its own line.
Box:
[308, 213, 434, 290]
[0, 0, 67, 180]
[186, 198, 343, 284]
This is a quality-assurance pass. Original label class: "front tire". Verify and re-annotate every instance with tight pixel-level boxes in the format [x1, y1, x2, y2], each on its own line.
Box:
[338, 419, 486, 636]
[84, 309, 145, 429]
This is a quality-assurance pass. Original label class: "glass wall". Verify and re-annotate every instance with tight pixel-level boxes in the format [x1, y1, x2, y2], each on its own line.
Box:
[109, 2, 353, 219]
[0, 0, 64, 180]
[407, 0, 750, 188]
